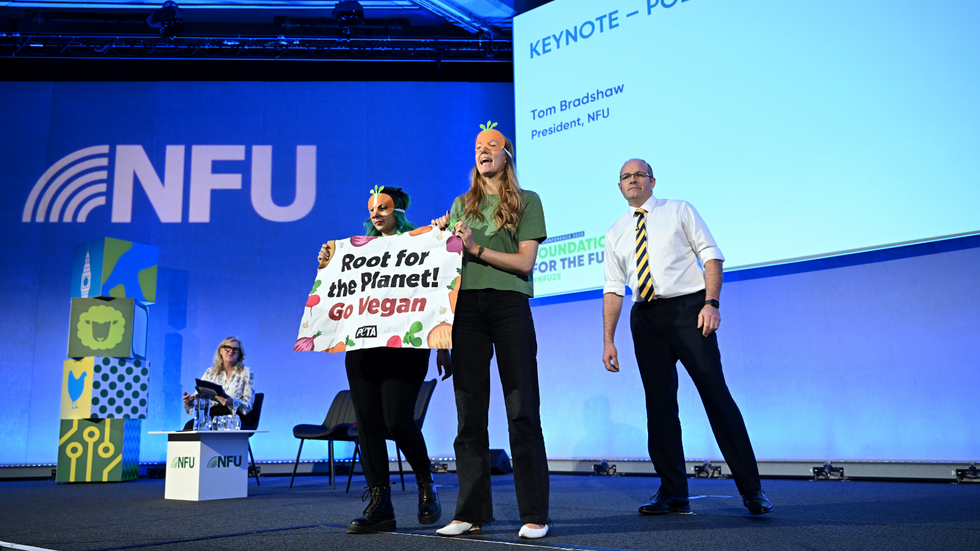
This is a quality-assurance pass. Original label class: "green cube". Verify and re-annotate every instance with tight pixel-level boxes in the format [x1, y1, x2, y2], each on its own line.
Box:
[67, 297, 148, 359]
[57, 418, 141, 483]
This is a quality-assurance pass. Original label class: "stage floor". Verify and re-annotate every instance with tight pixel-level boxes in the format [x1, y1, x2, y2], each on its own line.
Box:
[1, 473, 979, 551]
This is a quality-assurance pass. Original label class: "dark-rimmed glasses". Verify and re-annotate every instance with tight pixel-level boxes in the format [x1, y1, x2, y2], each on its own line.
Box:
[620, 172, 651, 182]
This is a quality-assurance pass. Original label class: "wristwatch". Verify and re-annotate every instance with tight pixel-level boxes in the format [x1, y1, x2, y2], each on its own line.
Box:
[704, 299, 720, 308]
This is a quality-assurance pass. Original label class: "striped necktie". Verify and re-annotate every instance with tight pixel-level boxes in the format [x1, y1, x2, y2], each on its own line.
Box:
[634, 208, 655, 301]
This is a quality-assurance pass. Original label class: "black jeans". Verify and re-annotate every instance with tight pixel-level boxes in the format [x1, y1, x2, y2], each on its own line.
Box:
[451, 289, 550, 525]
[631, 290, 762, 497]
[345, 347, 432, 488]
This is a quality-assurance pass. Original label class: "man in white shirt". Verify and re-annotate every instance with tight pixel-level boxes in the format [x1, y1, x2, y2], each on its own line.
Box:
[602, 158, 773, 516]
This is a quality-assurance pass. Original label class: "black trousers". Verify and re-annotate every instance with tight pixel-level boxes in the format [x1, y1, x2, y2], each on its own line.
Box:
[451, 289, 550, 525]
[345, 347, 432, 488]
[631, 290, 762, 497]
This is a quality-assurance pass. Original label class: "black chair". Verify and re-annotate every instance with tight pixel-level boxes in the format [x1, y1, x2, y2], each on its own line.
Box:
[347, 378, 438, 492]
[290, 390, 358, 490]
[240, 393, 264, 486]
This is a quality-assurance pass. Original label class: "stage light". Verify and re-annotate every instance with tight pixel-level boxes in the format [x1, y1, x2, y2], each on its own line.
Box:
[333, 0, 364, 35]
[693, 460, 722, 478]
[593, 459, 618, 476]
[333, 0, 364, 23]
[955, 464, 979, 483]
[812, 461, 844, 480]
[146, 1, 185, 39]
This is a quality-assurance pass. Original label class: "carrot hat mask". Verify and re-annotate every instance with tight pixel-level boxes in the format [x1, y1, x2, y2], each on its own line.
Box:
[476, 120, 512, 158]
[368, 185, 405, 217]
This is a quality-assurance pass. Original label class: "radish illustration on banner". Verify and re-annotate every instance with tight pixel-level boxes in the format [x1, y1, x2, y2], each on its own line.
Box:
[295, 227, 463, 353]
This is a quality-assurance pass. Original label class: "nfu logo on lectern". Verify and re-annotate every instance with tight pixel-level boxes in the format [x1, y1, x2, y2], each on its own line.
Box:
[208, 455, 243, 468]
[22, 145, 317, 223]
[171, 456, 196, 469]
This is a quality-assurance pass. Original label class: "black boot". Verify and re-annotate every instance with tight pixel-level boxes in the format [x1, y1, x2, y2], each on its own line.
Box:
[347, 485, 396, 534]
[417, 480, 442, 525]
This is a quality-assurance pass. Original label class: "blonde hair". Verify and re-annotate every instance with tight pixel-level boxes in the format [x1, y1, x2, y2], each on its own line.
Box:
[461, 136, 524, 235]
[210, 336, 246, 374]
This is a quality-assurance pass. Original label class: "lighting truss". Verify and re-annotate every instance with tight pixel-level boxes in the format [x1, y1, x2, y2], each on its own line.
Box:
[410, 0, 487, 34]
[0, 1, 421, 9]
[0, 33, 511, 61]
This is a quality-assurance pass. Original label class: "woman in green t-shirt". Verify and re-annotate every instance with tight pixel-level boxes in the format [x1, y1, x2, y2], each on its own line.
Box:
[434, 123, 551, 540]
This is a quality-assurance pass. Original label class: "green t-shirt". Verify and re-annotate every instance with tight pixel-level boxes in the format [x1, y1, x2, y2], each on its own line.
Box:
[450, 190, 547, 297]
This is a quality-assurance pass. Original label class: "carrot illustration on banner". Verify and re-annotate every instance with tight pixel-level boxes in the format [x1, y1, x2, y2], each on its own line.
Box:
[323, 336, 354, 353]
[447, 268, 461, 313]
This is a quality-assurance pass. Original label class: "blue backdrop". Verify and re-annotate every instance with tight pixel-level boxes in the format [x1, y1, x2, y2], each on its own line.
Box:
[1, 81, 977, 466]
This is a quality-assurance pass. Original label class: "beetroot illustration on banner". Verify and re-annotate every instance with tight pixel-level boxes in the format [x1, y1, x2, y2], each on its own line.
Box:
[446, 235, 463, 254]
[295, 227, 462, 353]
[294, 331, 321, 352]
[350, 236, 377, 247]
[306, 281, 321, 312]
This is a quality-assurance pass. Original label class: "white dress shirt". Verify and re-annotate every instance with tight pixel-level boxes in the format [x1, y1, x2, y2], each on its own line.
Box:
[604, 195, 725, 301]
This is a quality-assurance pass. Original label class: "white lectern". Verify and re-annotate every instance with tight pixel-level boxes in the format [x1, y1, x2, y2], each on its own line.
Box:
[149, 430, 265, 501]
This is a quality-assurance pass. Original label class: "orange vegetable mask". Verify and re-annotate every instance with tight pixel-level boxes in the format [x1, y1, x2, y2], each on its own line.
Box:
[368, 185, 397, 217]
[476, 120, 507, 152]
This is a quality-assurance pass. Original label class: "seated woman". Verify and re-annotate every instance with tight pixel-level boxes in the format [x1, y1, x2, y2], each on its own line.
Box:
[182, 336, 255, 427]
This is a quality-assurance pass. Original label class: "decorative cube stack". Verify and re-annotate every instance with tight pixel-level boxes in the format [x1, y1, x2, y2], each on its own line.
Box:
[57, 237, 157, 483]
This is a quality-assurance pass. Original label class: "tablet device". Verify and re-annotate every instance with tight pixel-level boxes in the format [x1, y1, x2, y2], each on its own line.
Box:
[195, 378, 229, 399]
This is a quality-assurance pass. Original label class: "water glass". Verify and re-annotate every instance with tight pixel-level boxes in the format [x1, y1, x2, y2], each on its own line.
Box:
[193, 397, 211, 431]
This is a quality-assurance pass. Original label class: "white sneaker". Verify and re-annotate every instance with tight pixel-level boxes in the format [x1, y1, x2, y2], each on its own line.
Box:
[436, 521, 481, 536]
[518, 523, 549, 539]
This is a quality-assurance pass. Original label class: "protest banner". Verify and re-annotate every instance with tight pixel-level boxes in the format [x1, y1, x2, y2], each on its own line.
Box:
[294, 227, 463, 353]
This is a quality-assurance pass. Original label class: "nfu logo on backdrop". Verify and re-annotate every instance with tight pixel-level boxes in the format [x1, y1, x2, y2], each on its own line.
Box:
[22, 145, 316, 223]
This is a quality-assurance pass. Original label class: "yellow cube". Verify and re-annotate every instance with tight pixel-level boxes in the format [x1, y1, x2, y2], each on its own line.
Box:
[62, 357, 150, 419]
